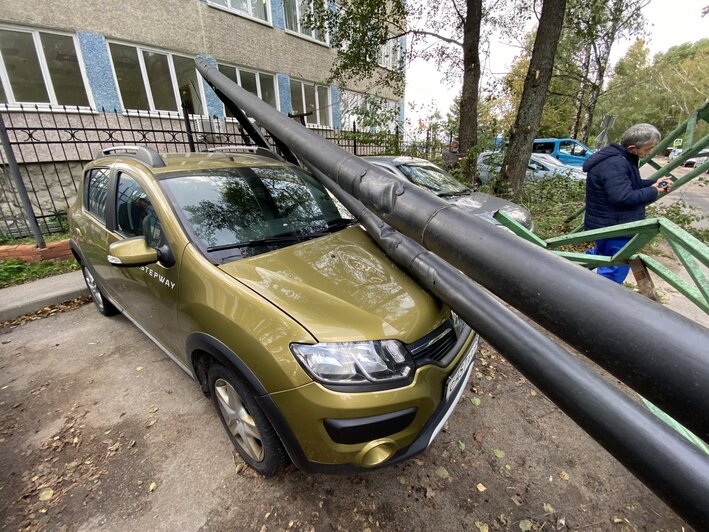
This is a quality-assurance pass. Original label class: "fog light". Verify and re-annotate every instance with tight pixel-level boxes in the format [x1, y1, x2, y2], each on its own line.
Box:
[356, 439, 396, 467]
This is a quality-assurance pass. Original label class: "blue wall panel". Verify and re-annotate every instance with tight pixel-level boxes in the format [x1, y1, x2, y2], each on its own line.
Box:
[330, 85, 341, 130]
[271, 0, 286, 29]
[198, 55, 224, 118]
[77, 32, 121, 112]
[277, 73, 291, 115]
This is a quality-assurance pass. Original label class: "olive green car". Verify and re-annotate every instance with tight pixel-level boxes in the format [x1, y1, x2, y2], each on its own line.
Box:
[69, 145, 478, 476]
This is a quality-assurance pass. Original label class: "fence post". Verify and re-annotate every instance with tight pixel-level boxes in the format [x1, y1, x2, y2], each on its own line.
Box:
[353, 121, 358, 156]
[0, 112, 45, 248]
[182, 102, 196, 153]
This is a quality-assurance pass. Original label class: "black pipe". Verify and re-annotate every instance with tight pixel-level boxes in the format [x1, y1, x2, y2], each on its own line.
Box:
[0, 113, 45, 248]
[304, 158, 709, 529]
[181, 102, 196, 153]
[195, 58, 709, 443]
[214, 88, 299, 165]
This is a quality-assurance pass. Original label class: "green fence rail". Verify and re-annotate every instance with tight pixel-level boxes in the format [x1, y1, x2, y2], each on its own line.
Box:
[496, 213, 709, 314]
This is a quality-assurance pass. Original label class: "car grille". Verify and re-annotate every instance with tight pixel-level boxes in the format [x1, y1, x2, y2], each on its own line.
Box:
[406, 320, 458, 367]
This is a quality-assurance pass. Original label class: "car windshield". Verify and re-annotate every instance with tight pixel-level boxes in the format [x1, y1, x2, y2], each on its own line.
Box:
[534, 154, 566, 167]
[161, 166, 354, 260]
[396, 163, 469, 196]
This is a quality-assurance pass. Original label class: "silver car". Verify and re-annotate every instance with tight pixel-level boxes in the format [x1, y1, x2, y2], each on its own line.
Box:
[478, 151, 586, 182]
[362, 156, 534, 230]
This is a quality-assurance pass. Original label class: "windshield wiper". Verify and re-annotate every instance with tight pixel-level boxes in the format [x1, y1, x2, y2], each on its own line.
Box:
[207, 235, 303, 252]
[438, 189, 471, 197]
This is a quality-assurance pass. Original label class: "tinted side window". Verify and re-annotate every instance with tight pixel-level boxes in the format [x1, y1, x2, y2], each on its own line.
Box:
[559, 140, 573, 154]
[86, 168, 110, 221]
[115, 173, 164, 247]
[532, 142, 555, 154]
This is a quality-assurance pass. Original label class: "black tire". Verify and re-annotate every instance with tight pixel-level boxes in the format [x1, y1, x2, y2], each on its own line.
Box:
[208, 363, 288, 476]
[81, 266, 118, 316]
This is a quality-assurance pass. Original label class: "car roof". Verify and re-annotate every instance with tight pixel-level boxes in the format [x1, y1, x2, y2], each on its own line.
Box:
[88, 146, 288, 178]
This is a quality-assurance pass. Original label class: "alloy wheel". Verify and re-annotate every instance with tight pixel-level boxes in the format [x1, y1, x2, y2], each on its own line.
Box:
[83, 267, 105, 312]
[214, 378, 264, 461]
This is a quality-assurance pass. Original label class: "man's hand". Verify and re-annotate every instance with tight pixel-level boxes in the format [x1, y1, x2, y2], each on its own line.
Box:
[652, 177, 673, 193]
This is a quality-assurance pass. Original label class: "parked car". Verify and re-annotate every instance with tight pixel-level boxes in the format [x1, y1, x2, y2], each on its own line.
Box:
[668, 147, 683, 161]
[477, 151, 586, 183]
[687, 150, 709, 169]
[532, 138, 594, 167]
[362, 156, 534, 230]
[69, 146, 478, 476]
[668, 148, 709, 170]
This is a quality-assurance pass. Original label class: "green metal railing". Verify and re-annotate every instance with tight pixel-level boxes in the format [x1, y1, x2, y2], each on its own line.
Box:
[496, 212, 709, 314]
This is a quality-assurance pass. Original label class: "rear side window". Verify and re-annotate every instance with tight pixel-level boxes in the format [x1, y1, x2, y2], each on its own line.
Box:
[86, 168, 110, 221]
[533, 142, 555, 154]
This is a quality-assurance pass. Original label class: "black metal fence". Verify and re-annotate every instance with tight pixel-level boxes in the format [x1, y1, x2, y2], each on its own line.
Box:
[0, 104, 401, 240]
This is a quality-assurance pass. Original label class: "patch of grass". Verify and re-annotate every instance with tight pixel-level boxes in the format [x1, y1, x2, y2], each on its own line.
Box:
[0, 259, 79, 289]
[648, 200, 708, 244]
[517, 176, 587, 240]
[0, 230, 71, 246]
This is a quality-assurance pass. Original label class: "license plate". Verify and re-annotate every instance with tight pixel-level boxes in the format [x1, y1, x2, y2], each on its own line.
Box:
[445, 344, 476, 400]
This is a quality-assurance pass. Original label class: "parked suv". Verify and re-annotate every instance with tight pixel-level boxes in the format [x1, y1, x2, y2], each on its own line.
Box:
[69, 146, 478, 476]
[532, 138, 593, 167]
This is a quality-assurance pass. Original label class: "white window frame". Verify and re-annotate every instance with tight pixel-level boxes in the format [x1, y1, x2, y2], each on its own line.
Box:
[205, 0, 272, 26]
[107, 42, 207, 117]
[291, 79, 331, 128]
[283, 0, 329, 45]
[217, 63, 280, 117]
[378, 34, 401, 71]
[0, 25, 94, 110]
[340, 90, 399, 131]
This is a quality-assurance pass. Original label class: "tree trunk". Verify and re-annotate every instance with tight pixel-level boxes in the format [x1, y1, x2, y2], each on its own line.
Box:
[496, 0, 567, 199]
[570, 44, 591, 138]
[579, 0, 623, 143]
[457, 0, 482, 156]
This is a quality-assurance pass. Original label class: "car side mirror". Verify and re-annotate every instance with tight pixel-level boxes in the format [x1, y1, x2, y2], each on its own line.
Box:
[108, 237, 159, 268]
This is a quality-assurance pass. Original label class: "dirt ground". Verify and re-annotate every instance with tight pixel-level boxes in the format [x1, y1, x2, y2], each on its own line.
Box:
[0, 303, 692, 532]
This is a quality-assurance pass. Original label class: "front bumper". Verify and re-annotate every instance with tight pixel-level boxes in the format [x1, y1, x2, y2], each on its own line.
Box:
[262, 332, 478, 473]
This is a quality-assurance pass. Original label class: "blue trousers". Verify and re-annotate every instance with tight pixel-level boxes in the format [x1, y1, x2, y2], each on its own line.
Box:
[587, 236, 632, 284]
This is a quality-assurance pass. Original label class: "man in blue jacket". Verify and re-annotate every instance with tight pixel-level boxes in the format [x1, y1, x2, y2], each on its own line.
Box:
[584, 123, 673, 283]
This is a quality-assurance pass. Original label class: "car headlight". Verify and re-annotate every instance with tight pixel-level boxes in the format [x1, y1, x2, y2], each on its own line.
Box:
[290, 340, 413, 385]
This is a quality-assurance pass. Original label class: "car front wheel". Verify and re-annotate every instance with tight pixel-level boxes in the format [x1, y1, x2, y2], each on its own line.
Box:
[208, 363, 288, 476]
[82, 266, 118, 316]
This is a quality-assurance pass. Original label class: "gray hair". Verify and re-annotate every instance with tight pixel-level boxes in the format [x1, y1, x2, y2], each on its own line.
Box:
[619, 123, 661, 148]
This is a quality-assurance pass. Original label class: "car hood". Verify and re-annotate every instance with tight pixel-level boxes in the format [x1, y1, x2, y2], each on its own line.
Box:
[218, 226, 448, 344]
[448, 192, 533, 229]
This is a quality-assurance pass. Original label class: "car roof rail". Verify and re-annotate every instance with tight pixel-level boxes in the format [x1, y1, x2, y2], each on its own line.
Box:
[204, 145, 282, 161]
[95, 146, 167, 168]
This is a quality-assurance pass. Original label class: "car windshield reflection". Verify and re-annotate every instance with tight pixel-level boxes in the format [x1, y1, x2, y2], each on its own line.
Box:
[396, 163, 469, 196]
[161, 166, 354, 259]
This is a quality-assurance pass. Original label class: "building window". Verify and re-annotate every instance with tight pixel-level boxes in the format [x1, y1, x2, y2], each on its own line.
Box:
[378, 35, 401, 71]
[290, 80, 330, 127]
[108, 43, 205, 115]
[340, 90, 398, 131]
[284, 0, 325, 42]
[0, 27, 90, 107]
[207, 0, 269, 22]
[217, 64, 278, 116]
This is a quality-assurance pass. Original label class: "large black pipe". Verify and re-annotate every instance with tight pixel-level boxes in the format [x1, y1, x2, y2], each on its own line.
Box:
[304, 159, 709, 528]
[195, 58, 709, 442]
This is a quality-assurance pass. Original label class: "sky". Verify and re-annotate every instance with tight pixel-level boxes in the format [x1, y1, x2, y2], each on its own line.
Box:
[403, 0, 709, 137]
